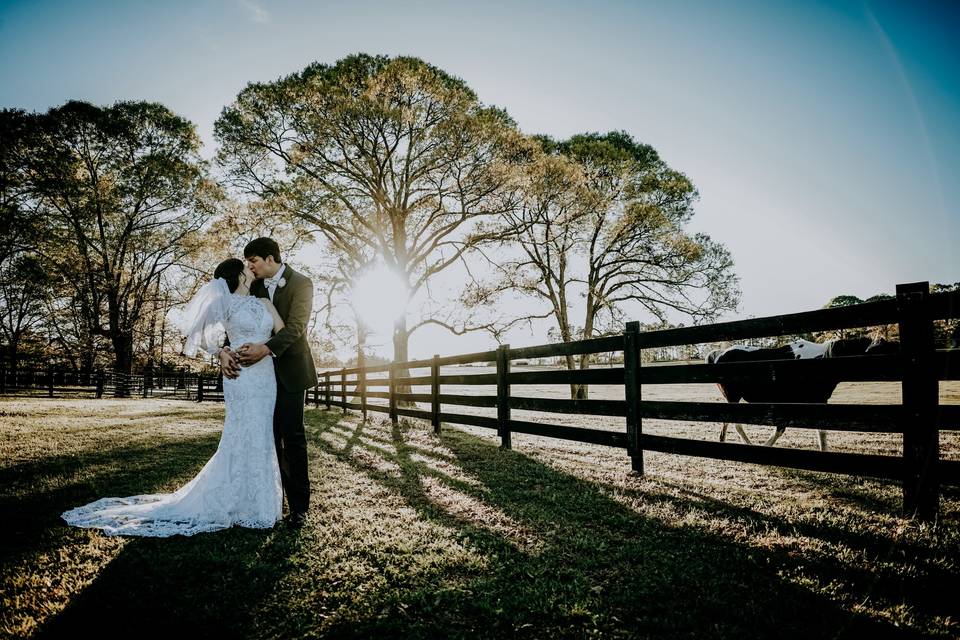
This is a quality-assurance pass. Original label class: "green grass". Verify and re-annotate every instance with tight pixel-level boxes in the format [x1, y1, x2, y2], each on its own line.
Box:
[1, 398, 958, 638]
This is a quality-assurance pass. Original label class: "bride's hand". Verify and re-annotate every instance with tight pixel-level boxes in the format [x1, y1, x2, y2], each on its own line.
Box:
[219, 348, 241, 379]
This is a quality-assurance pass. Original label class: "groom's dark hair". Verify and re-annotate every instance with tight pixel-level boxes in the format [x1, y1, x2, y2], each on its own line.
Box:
[244, 237, 282, 264]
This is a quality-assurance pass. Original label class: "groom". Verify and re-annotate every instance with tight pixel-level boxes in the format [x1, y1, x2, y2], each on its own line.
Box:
[221, 237, 318, 528]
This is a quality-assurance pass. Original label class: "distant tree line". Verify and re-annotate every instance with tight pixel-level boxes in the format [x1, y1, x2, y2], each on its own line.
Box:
[818, 285, 959, 347]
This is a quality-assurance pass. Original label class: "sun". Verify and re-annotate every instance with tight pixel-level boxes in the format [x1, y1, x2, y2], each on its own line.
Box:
[350, 265, 410, 333]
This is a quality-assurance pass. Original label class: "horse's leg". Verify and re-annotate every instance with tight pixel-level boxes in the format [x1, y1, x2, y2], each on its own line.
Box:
[719, 422, 728, 441]
[763, 426, 785, 447]
[817, 429, 828, 451]
[735, 424, 753, 445]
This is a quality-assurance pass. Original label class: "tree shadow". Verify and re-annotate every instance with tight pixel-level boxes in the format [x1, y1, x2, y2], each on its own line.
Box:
[304, 413, 928, 639]
[611, 471, 958, 626]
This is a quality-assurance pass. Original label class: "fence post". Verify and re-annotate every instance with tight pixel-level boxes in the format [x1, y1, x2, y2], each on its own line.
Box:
[325, 371, 331, 410]
[431, 354, 440, 435]
[197, 375, 204, 403]
[48, 365, 54, 398]
[389, 363, 398, 426]
[341, 368, 347, 415]
[624, 321, 643, 474]
[897, 281, 939, 521]
[314, 374, 320, 409]
[96, 370, 105, 399]
[1, 364, 5, 394]
[497, 344, 511, 450]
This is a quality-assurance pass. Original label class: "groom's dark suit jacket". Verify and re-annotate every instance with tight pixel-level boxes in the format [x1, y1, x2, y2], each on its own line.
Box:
[250, 265, 319, 393]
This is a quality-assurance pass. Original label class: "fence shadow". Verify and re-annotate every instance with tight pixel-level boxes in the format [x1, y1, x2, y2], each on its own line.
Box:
[305, 411, 923, 639]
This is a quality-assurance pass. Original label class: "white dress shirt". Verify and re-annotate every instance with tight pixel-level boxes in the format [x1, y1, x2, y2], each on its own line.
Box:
[266, 263, 287, 301]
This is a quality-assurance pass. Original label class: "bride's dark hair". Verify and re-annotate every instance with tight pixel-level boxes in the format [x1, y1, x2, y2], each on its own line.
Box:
[213, 258, 245, 293]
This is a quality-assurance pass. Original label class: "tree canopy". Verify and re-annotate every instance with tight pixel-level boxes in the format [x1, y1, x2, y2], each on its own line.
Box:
[215, 53, 528, 361]
[469, 131, 739, 396]
[27, 100, 216, 376]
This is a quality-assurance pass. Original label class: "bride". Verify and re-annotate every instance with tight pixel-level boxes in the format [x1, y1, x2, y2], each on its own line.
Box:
[61, 258, 286, 537]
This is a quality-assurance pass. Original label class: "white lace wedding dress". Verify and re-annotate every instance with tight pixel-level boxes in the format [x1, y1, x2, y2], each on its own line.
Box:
[61, 294, 283, 537]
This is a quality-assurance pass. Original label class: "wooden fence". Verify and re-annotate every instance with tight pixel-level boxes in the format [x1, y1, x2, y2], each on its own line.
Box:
[0, 366, 223, 402]
[2, 281, 956, 520]
[313, 282, 959, 521]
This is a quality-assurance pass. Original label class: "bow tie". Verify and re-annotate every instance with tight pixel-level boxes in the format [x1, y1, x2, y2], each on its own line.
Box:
[264, 274, 282, 288]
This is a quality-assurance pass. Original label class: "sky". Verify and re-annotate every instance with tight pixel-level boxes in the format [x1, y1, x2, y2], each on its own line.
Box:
[2, 0, 958, 360]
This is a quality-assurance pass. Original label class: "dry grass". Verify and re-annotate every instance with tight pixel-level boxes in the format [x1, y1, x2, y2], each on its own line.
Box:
[2, 394, 958, 639]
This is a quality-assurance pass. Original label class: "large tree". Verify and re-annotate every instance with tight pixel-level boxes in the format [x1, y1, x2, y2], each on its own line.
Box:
[0, 109, 48, 370]
[29, 101, 216, 382]
[0, 109, 44, 267]
[215, 53, 525, 364]
[472, 132, 739, 398]
[0, 254, 51, 370]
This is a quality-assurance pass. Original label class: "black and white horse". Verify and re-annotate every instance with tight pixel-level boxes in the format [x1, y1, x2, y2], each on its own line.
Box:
[705, 337, 897, 450]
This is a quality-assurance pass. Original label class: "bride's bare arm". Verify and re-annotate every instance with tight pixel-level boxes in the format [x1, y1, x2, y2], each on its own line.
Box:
[258, 299, 285, 333]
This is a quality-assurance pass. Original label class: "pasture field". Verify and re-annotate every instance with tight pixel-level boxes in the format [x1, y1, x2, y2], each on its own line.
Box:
[2, 387, 958, 639]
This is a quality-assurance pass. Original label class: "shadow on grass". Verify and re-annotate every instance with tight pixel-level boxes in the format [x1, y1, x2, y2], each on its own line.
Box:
[34, 526, 305, 639]
[14, 428, 306, 639]
[305, 412, 925, 639]
[10, 409, 939, 639]
[0, 433, 221, 561]
[614, 469, 958, 628]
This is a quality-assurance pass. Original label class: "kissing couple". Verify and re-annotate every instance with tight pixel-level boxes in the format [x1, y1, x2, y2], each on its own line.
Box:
[62, 237, 318, 536]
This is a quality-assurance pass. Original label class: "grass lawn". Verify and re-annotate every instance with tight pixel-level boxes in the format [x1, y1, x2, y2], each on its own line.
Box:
[1, 397, 958, 639]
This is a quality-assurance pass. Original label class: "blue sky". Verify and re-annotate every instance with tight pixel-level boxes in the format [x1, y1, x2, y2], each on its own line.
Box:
[2, 0, 958, 358]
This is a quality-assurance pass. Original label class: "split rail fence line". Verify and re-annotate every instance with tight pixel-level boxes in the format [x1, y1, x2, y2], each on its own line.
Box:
[310, 281, 959, 522]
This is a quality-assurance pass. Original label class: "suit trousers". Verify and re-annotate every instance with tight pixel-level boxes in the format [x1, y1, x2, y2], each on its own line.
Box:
[274, 386, 310, 514]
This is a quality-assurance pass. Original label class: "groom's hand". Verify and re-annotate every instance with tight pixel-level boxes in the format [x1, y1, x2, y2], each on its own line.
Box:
[236, 343, 271, 366]
[219, 347, 242, 379]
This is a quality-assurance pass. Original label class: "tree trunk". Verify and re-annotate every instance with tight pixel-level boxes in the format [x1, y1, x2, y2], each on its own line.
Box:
[572, 303, 599, 400]
[7, 342, 19, 376]
[112, 333, 134, 397]
[393, 315, 413, 406]
[355, 325, 366, 398]
[81, 348, 96, 374]
[557, 324, 580, 400]
[573, 352, 591, 400]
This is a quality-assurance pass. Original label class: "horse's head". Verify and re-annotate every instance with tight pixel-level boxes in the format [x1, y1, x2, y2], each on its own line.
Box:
[824, 336, 873, 357]
[865, 337, 899, 355]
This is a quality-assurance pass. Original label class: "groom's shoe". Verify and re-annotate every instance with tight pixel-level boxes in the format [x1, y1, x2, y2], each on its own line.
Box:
[287, 511, 308, 529]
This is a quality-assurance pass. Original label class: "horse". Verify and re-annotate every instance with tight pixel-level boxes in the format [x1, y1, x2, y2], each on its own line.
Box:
[705, 337, 898, 450]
